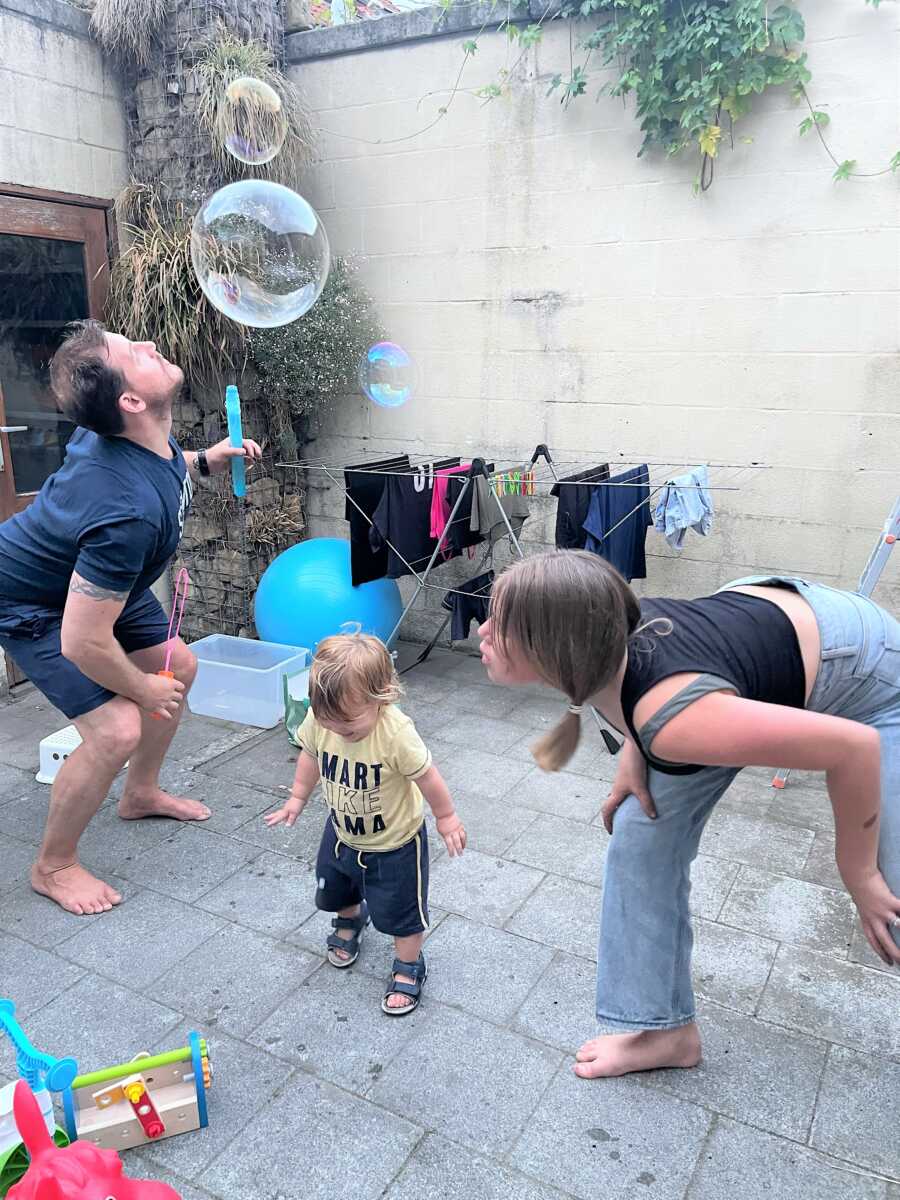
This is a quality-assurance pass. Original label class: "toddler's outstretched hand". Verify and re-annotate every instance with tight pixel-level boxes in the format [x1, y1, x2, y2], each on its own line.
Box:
[437, 813, 466, 857]
[264, 795, 307, 828]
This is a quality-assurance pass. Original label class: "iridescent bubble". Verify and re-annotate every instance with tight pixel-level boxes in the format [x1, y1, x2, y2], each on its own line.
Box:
[359, 342, 416, 408]
[223, 76, 287, 166]
[191, 180, 330, 329]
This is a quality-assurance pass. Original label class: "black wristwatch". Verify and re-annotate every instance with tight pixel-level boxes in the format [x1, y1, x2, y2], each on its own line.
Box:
[196, 448, 210, 477]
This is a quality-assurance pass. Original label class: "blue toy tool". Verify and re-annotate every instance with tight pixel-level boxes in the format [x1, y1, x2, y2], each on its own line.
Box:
[0, 1000, 77, 1093]
[225, 384, 245, 498]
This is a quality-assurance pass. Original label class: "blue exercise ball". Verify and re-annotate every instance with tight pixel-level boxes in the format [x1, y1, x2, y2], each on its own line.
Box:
[254, 537, 403, 652]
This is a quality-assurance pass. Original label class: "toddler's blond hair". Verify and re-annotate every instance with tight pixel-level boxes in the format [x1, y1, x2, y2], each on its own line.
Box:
[309, 632, 402, 723]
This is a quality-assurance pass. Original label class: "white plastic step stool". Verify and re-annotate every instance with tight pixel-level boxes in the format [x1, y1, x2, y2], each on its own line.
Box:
[36, 725, 82, 784]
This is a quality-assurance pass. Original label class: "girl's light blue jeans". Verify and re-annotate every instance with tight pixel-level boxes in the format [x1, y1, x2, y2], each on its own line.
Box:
[596, 576, 900, 1032]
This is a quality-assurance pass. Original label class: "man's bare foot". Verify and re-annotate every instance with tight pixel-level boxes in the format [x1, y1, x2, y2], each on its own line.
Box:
[574, 1024, 702, 1078]
[118, 789, 211, 822]
[31, 862, 122, 916]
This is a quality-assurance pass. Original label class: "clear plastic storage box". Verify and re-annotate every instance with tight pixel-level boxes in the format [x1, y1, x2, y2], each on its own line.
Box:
[187, 635, 309, 728]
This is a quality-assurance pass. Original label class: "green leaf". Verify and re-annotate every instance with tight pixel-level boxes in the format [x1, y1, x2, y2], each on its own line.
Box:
[546, 73, 562, 97]
[518, 23, 543, 48]
[462, 38, 478, 55]
[889, 150, 900, 173]
[832, 159, 857, 182]
[769, 4, 805, 45]
[476, 82, 503, 100]
[561, 67, 588, 105]
[798, 111, 827, 137]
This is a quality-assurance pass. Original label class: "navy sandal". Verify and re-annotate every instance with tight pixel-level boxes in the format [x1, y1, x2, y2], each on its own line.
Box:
[381, 952, 427, 1016]
[326, 901, 369, 968]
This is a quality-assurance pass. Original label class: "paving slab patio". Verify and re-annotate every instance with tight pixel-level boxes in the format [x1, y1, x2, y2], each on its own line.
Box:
[0, 648, 897, 1198]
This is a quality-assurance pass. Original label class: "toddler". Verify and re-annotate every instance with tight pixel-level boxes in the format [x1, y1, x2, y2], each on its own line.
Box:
[265, 633, 465, 1014]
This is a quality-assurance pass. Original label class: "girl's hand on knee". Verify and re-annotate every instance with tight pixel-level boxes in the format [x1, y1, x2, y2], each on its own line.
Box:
[847, 869, 900, 965]
[602, 739, 656, 834]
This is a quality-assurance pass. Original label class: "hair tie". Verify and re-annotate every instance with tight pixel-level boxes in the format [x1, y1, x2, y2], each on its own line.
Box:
[568, 704, 583, 716]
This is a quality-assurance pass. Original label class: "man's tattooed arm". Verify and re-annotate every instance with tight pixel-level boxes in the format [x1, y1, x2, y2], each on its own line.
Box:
[68, 573, 129, 603]
[62, 572, 154, 704]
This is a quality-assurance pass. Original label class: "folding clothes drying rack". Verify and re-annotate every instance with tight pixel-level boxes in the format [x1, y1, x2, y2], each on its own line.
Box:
[283, 443, 554, 671]
[279, 446, 765, 755]
[382, 445, 552, 667]
[771, 493, 900, 790]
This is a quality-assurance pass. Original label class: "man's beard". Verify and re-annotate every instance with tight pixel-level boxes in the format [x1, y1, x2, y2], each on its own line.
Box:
[147, 371, 184, 417]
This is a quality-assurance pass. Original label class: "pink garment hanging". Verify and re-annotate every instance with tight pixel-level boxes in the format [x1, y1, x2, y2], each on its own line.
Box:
[430, 463, 471, 544]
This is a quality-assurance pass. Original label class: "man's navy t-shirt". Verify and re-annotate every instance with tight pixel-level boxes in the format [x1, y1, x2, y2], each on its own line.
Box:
[0, 428, 193, 607]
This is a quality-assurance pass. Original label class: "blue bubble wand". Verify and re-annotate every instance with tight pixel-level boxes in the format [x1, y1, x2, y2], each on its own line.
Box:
[225, 384, 245, 498]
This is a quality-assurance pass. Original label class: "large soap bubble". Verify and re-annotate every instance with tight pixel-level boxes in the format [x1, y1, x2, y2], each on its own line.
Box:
[191, 180, 330, 329]
[223, 76, 287, 166]
[359, 342, 416, 408]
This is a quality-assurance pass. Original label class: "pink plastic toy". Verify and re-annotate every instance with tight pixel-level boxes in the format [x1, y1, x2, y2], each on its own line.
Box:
[7, 1081, 181, 1200]
[152, 569, 190, 722]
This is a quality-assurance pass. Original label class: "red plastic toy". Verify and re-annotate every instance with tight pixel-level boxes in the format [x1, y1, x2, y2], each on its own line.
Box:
[7, 1080, 181, 1200]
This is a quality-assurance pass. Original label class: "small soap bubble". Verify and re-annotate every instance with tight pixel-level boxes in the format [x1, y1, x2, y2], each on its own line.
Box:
[223, 76, 287, 166]
[358, 342, 416, 408]
[191, 180, 330, 329]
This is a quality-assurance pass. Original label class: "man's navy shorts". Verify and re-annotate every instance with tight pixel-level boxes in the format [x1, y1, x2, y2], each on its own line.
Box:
[314, 815, 430, 938]
[0, 589, 170, 719]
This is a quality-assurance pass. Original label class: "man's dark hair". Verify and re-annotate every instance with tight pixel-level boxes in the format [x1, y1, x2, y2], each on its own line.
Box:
[49, 320, 126, 437]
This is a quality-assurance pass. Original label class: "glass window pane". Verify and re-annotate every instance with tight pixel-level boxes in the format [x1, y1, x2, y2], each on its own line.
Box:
[0, 235, 86, 494]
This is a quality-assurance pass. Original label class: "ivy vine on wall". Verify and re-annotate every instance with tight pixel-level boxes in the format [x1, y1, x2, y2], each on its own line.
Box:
[437, 0, 899, 190]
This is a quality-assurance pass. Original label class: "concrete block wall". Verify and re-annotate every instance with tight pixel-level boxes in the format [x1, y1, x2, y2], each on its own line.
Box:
[0, 0, 127, 199]
[287, 1, 900, 641]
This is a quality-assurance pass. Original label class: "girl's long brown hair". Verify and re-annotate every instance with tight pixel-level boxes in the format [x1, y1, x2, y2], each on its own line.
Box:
[490, 550, 641, 771]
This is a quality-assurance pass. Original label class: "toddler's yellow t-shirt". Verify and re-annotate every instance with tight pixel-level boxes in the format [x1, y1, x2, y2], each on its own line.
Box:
[296, 704, 432, 851]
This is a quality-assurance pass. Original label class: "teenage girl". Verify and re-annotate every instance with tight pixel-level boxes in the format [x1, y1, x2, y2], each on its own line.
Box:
[478, 550, 900, 1078]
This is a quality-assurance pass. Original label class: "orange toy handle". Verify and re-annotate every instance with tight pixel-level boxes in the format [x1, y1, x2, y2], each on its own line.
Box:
[151, 669, 176, 722]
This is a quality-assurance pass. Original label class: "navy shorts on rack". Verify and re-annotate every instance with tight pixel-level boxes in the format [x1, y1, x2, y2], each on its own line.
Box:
[314, 816, 430, 938]
[0, 589, 171, 719]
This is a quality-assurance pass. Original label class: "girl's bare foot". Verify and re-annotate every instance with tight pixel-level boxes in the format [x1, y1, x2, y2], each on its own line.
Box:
[118, 789, 210, 821]
[574, 1024, 702, 1078]
[31, 862, 122, 915]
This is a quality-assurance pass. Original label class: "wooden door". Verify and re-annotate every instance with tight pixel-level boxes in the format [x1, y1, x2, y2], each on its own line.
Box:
[0, 189, 111, 687]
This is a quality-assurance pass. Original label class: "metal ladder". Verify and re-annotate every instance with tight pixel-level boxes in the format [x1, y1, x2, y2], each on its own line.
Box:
[772, 494, 900, 790]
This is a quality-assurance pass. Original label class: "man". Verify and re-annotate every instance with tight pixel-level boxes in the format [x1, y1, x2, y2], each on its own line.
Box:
[0, 321, 262, 915]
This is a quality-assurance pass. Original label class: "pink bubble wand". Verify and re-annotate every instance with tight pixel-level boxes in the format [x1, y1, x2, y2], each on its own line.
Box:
[152, 568, 190, 719]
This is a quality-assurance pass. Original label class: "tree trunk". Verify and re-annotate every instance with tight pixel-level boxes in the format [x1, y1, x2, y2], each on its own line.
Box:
[105, 0, 303, 643]
[127, 0, 285, 201]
